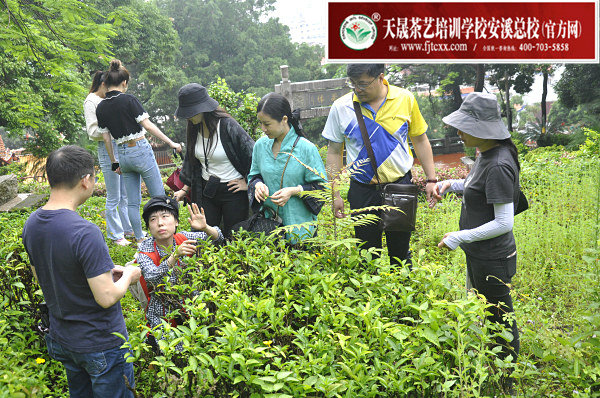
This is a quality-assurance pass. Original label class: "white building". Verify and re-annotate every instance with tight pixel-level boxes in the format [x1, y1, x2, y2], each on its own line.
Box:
[272, 0, 327, 46]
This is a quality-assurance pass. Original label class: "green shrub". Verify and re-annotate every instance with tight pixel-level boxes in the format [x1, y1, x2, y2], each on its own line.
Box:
[124, 236, 511, 397]
[2, 149, 600, 397]
[208, 78, 261, 141]
[0, 162, 26, 178]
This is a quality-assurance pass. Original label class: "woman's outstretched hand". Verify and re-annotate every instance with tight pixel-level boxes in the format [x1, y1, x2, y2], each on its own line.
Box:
[188, 203, 207, 231]
[437, 232, 452, 249]
[429, 181, 451, 208]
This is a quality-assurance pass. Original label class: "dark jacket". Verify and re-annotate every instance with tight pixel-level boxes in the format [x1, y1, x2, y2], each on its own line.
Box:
[179, 117, 254, 206]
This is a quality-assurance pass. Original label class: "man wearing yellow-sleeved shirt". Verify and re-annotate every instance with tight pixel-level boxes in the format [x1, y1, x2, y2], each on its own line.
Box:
[323, 64, 436, 266]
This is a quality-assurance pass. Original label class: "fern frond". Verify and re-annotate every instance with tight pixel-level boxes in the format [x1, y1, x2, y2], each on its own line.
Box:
[280, 152, 328, 182]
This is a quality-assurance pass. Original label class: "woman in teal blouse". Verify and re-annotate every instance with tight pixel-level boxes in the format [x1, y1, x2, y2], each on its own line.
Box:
[248, 93, 326, 243]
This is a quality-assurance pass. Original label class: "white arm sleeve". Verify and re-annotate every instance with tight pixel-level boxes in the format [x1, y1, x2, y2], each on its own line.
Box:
[83, 100, 102, 140]
[437, 179, 465, 195]
[443, 202, 514, 250]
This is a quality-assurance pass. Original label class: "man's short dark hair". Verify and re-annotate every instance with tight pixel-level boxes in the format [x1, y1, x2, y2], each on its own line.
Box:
[46, 145, 95, 189]
[346, 64, 385, 79]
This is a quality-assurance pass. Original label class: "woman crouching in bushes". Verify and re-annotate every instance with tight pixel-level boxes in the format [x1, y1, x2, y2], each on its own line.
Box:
[137, 196, 223, 349]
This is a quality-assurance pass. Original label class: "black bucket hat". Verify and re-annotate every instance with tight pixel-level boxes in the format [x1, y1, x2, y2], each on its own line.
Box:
[142, 196, 180, 226]
[442, 92, 510, 140]
[175, 83, 219, 119]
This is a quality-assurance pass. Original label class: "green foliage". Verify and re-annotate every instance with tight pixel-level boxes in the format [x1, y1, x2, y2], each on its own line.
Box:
[0, 162, 26, 178]
[555, 64, 600, 119]
[301, 116, 328, 147]
[2, 104, 600, 397]
[0, 0, 116, 156]
[125, 237, 509, 397]
[0, 210, 68, 396]
[413, 94, 456, 139]
[0, 304, 68, 397]
[156, 0, 330, 96]
[208, 78, 261, 141]
[578, 128, 600, 156]
[412, 164, 469, 195]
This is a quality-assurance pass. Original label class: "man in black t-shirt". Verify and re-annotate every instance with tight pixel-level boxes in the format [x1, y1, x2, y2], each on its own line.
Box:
[22, 145, 141, 398]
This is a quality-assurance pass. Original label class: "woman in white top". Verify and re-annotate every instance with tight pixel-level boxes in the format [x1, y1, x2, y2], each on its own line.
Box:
[83, 71, 133, 246]
[173, 83, 255, 237]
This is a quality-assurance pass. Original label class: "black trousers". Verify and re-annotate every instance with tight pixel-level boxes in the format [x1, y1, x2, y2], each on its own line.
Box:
[201, 180, 249, 238]
[467, 253, 520, 361]
[347, 172, 413, 267]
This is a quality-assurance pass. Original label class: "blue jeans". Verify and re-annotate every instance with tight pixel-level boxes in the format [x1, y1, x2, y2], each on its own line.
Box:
[45, 334, 135, 398]
[98, 141, 133, 240]
[117, 138, 165, 239]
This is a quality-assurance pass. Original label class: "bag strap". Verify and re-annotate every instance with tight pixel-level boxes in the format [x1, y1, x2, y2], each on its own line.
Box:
[270, 135, 301, 218]
[280, 135, 301, 190]
[353, 101, 381, 185]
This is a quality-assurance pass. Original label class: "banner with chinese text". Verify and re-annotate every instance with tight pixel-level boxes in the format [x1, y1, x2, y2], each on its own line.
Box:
[327, 1, 599, 63]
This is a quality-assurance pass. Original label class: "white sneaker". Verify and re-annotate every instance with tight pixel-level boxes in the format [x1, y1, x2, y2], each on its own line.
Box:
[136, 233, 148, 249]
[114, 238, 131, 246]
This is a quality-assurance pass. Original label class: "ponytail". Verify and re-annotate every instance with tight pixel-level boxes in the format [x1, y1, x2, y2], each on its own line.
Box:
[88, 70, 105, 94]
[290, 109, 305, 138]
[497, 138, 520, 171]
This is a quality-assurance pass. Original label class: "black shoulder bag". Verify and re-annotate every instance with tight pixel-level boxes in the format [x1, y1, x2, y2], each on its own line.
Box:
[353, 101, 418, 232]
[232, 136, 301, 236]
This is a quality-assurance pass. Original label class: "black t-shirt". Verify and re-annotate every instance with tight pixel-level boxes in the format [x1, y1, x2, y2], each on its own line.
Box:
[22, 209, 128, 352]
[96, 90, 148, 142]
[459, 145, 519, 259]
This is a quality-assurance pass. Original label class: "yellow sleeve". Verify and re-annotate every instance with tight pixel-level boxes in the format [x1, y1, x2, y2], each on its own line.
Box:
[408, 95, 428, 137]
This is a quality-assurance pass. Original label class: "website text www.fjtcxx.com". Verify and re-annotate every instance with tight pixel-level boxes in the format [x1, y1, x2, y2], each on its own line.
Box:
[389, 41, 469, 54]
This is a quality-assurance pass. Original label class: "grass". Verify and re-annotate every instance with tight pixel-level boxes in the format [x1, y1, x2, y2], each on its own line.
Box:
[1, 147, 599, 397]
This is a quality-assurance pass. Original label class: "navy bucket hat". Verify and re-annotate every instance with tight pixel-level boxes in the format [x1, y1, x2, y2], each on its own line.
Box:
[175, 83, 219, 119]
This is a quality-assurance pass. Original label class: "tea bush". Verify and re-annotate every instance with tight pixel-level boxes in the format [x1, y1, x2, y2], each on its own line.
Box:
[1, 143, 600, 397]
[124, 235, 511, 397]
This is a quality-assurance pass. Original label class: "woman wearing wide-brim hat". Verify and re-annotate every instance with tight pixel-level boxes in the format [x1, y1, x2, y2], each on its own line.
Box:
[431, 92, 522, 393]
[173, 83, 255, 238]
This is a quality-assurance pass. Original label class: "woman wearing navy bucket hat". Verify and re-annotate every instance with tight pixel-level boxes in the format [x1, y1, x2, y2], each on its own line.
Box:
[173, 83, 254, 237]
[430, 92, 522, 394]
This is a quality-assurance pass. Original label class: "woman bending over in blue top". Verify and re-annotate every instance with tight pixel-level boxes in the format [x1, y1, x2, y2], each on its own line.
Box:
[248, 93, 326, 243]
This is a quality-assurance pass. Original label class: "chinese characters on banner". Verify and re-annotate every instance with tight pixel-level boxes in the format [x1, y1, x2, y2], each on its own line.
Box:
[327, 1, 599, 63]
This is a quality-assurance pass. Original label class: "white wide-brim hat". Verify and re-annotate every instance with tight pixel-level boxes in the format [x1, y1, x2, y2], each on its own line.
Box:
[442, 92, 510, 140]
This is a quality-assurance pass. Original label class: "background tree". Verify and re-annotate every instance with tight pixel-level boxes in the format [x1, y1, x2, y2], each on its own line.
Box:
[156, 0, 330, 95]
[0, 0, 115, 156]
[535, 64, 560, 136]
[388, 64, 485, 138]
[488, 64, 536, 132]
[87, 0, 184, 142]
[555, 64, 600, 127]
